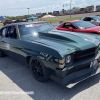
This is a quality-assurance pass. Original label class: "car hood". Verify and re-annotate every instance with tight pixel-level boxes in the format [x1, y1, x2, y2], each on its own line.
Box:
[22, 30, 100, 57]
[86, 26, 100, 31]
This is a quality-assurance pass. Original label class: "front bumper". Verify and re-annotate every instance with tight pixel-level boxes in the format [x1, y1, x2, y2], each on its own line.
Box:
[50, 58, 100, 87]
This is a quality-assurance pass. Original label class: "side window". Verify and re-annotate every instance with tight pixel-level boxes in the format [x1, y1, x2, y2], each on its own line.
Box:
[5, 27, 10, 37]
[9, 27, 17, 38]
[0, 30, 2, 36]
[83, 17, 88, 21]
[62, 23, 71, 28]
[2, 27, 17, 38]
[2, 28, 6, 37]
[88, 17, 92, 21]
[84, 17, 92, 21]
[62, 23, 76, 29]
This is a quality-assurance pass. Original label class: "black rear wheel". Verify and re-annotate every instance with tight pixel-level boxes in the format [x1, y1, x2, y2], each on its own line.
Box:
[0, 50, 7, 57]
[30, 57, 49, 82]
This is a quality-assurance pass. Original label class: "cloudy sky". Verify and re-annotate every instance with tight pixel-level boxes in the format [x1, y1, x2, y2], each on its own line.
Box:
[0, 0, 100, 16]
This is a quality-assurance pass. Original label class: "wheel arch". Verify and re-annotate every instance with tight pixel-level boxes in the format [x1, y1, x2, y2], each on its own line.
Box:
[26, 55, 45, 67]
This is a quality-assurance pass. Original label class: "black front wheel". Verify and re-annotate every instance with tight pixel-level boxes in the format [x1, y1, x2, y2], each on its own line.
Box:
[29, 57, 49, 82]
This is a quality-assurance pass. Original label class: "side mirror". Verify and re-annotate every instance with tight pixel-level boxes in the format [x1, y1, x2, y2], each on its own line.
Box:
[68, 27, 74, 31]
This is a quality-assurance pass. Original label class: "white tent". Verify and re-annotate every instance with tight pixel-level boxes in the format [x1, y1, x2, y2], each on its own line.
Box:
[41, 15, 55, 19]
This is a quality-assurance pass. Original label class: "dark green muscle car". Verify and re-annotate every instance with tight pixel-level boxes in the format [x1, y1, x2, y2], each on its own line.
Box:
[0, 21, 100, 87]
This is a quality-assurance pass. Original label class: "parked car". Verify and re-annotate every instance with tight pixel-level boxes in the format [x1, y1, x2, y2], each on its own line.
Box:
[81, 16, 100, 26]
[55, 20, 100, 35]
[3, 20, 14, 25]
[1, 20, 5, 23]
[0, 21, 100, 87]
[14, 19, 26, 23]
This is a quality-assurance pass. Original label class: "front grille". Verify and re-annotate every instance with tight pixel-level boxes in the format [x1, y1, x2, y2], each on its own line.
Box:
[74, 47, 96, 57]
[74, 46, 99, 63]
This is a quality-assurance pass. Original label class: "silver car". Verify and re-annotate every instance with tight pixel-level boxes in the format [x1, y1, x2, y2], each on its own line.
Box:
[81, 16, 100, 26]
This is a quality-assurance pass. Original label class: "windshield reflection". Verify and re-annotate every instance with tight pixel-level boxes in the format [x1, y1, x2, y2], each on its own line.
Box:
[18, 22, 56, 38]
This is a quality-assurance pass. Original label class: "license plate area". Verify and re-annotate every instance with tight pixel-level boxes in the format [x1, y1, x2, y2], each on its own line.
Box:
[74, 60, 99, 80]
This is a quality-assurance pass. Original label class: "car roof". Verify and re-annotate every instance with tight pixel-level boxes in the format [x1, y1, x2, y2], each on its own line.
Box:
[2, 21, 48, 27]
[65, 20, 81, 23]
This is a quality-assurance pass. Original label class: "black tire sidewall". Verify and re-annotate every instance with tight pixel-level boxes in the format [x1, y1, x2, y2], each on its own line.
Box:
[29, 57, 49, 82]
[0, 49, 6, 57]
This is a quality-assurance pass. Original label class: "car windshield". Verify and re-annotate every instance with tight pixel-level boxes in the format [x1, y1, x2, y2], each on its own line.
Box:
[18, 22, 56, 38]
[72, 21, 95, 29]
[92, 16, 100, 21]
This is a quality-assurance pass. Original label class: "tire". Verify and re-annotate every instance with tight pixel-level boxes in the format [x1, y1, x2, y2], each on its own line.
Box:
[29, 57, 49, 82]
[0, 50, 6, 57]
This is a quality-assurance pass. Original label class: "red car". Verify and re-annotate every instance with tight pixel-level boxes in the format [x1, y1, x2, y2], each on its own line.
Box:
[55, 20, 100, 34]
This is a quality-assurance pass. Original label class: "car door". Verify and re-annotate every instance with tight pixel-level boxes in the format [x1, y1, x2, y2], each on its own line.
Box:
[0, 26, 19, 59]
[60, 23, 73, 31]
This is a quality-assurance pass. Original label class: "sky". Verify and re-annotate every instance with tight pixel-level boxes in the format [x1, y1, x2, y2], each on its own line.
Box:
[0, 0, 100, 16]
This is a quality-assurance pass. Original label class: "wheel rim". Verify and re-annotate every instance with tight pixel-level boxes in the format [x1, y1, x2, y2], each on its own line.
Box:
[31, 59, 44, 78]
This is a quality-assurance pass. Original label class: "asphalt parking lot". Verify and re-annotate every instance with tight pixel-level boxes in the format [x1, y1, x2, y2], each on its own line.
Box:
[0, 56, 100, 100]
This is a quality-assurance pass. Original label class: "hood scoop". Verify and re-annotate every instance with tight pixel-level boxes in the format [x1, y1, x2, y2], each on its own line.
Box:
[39, 32, 76, 43]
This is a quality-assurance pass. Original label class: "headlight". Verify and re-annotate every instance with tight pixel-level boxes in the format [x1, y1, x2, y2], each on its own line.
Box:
[58, 55, 72, 68]
[66, 55, 71, 63]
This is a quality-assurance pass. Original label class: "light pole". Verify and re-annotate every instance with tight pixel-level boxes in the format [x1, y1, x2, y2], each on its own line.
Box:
[70, 0, 72, 18]
[27, 8, 30, 15]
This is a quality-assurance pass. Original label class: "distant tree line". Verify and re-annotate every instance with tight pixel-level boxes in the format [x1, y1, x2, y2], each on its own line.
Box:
[0, 15, 31, 20]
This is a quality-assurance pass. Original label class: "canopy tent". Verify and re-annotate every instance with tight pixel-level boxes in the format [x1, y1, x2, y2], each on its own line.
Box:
[26, 17, 39, 21]
[40, 14, 56, 24]
[0, 17, 8, 19]
[41, 15, 55, 19]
